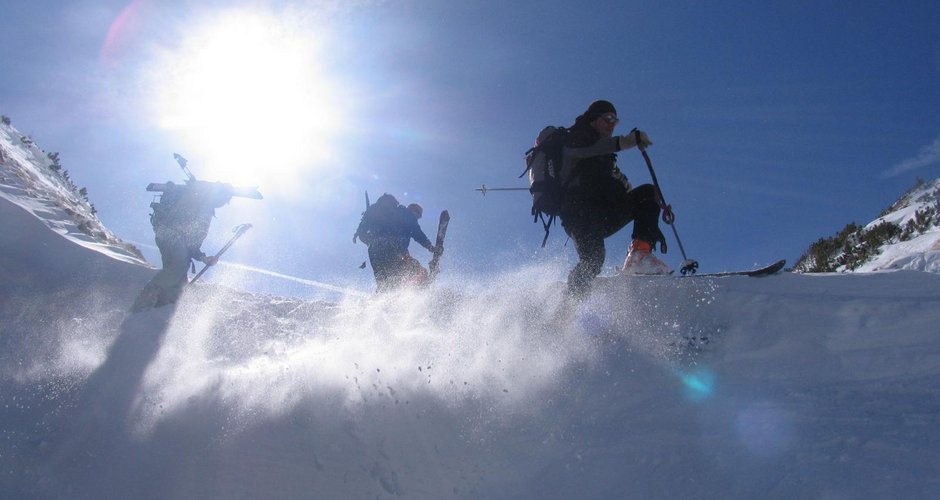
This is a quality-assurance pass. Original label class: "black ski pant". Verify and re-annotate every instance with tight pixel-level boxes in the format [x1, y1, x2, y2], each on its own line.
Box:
[368, 239, 428, 292]
[131, 233, 203, 310]
[560, 184, 662, 297]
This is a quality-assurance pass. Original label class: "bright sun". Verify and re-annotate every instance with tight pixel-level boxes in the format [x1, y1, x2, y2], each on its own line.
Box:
[153, 10, 343, 190]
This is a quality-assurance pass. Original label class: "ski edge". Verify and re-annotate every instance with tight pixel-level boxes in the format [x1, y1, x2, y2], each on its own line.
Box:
[681, 259, 786, 278]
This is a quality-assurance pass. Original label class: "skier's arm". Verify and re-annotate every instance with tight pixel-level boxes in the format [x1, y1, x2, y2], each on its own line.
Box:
[190, 247, 207, 261]
[617, 130, 653, 150]
[415, 230, 434, 252]
[410, 222, 435, 253]
[563, 130, 652, 160]
[560, 136, 622, 184]
[563, 136, 621, 160]
[354, 218, 372, 245]
[189, 247, 218, 265]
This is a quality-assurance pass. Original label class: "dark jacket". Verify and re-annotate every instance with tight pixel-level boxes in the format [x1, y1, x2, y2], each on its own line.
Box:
[560, 124, 631, 207]
[356, 202, 433, 255]
[151, 181, 232, 257]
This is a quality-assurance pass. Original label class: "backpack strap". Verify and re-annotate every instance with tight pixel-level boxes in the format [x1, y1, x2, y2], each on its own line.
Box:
[539, 212, 555, 248]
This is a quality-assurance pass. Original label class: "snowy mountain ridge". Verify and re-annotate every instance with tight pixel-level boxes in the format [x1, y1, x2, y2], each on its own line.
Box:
[794, 177, 940, 273]
[0, 116, 147, 266]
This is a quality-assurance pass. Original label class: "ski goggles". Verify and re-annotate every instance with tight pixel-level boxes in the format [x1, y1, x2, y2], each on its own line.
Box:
[600, 113, 619, 124]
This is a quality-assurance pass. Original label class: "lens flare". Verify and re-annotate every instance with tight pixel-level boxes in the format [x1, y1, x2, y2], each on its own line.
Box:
[735, 404, 794, 456]
[676, 368, 715, 402]
[100, 0, 149, 66]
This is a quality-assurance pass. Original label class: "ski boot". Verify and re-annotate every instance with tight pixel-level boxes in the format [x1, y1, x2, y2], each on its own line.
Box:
[621, 240, 672, 275]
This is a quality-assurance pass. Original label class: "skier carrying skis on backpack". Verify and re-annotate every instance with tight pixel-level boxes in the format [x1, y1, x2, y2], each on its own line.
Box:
[131, 180, 233, 311]
[560, 99, 670, 297]
[354, 194, 440, 292]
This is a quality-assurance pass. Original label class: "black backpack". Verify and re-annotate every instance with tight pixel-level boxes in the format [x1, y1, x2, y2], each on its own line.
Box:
[149, 182, 183, 229]
[354, 193, 399, 245]
[521, 126, 569, 247]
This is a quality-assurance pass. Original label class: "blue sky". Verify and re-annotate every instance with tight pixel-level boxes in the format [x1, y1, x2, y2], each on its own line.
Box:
[2, 0, 939, 297]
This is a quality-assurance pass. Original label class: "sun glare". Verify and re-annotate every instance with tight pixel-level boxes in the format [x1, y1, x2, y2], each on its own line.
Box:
[153, 10, 343, 190]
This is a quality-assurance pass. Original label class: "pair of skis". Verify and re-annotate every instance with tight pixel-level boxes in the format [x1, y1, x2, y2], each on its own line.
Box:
[614, 259, 786, 279]
[597, 259, 785, 289]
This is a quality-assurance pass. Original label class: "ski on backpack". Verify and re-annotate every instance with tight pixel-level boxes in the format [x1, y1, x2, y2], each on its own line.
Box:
[678, 259, 786, 278]
[428, 210, 450, 281]
[148, 153, 263, 201]
[190, 223, 253, 284]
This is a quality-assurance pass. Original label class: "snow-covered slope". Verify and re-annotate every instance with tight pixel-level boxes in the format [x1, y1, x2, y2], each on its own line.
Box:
[3, 191, 940, 498]
[795, 178, 940, 273]
[0, 118, 147, 268]
[855, 178, 940, 272]
[2, 124, 939, 498]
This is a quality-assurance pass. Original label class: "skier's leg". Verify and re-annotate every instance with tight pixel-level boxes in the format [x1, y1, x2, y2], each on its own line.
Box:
[618, 184, 670, 274]
[568, 233, 605, 297]
[369, 243, 396, 292]
[152, 238, 192, 306]
[625, 184, 665, 248]
[131, 237, 190, 310]
[562, 213, 606, 298]
[402, 253, 429, 286]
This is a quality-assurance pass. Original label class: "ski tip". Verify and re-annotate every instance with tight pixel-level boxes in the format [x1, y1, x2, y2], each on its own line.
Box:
[749, 259, 786, 277]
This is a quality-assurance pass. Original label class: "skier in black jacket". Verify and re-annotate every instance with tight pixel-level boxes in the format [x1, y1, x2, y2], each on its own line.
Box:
[559, 99, 670, 298]
[354, 194, 439, 292]
[131, 180, 232, 311]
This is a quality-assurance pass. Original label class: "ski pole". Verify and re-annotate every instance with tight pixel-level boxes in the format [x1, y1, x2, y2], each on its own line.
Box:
[190, 224, 252, 284]
[475, 184, 529, 196]
[632, 129, 699, 275]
